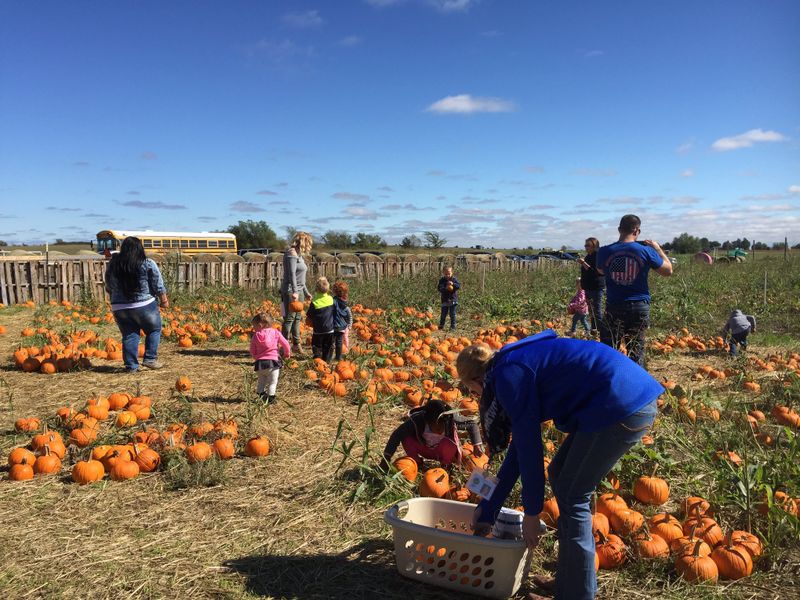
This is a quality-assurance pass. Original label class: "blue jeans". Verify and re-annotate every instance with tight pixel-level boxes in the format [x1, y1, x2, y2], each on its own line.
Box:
[570, 313, 590, 333]
[112, 301, 162, 371]
[584, 289, 604, 332]
[547, 400, 657, 600]
[730, 331, 749, 356]
[439, 304, 456, 329]
[600, 300, 650, 367]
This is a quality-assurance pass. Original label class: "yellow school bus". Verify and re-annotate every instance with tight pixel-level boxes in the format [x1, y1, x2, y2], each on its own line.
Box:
[95, 230, 238, 256]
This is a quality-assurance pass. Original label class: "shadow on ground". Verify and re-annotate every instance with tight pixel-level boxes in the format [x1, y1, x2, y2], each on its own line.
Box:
[224, 539, 491, 600]
[177, 348, 250, 358]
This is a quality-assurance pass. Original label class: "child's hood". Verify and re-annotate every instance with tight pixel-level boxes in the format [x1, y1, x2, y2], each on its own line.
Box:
[311, 292, 334, 309]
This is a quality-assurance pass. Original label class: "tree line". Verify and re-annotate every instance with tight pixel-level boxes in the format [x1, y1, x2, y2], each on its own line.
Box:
[662, 233, 798, 254]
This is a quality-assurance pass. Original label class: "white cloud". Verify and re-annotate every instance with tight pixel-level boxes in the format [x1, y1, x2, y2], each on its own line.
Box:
[680, 169, 694, 178]
[711, 128, 788, 152]
[338, 35, 363, 47]
[584, 50, 603, 58]
[283, 10, 324, 28]
[789, 185, 800, 194]
[524, 165, 545, 174]
[230, 201, 265, 213]
[332, 192, 371, 202]
[426, 94, 515, 114]
[429, 0, 478, 11]
[675, 140, 694, 154]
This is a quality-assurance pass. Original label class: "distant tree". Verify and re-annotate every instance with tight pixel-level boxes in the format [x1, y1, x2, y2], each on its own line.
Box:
[0, 240, 7, 247]
[55, 238, 65, 245]
[321, 230, 353, 249]
[709, 240, 721, 249]
[400, 234, 421, 249]
[423, 231, 447, 249]
[353, 232, 387, 249]
[226, 220, 281, 250]
[670, 233, 702, 254]
[752, 242, 769, 250]
[792, 243, 800, 250]
[661, 242, 673, 251]
[771, 242, 787, 250]
[284, 226, 298, 243]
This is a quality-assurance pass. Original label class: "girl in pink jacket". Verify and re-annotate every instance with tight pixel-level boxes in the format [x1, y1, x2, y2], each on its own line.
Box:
[250, 313, 291, 404]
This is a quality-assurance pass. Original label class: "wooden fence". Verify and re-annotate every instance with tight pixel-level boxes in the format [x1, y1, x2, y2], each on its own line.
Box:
[0, 256, 571, 305]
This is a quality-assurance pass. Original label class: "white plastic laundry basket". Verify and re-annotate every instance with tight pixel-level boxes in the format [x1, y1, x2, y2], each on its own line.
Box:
[384, 497, 532, 599]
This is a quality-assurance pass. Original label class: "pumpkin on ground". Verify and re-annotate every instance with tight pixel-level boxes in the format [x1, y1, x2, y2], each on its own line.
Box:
[244, 436, 271, 458]
[72, 459, 105, 484]
[393, 456, 418, 482]
[419, 468, 450, 498]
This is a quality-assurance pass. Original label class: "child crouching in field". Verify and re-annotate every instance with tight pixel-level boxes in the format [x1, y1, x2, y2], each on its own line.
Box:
[306, 277, 335, 362]
[722, 309, 756, 356]
[250, 313, 291, 404]
[382, 400, 483, 470]
[567, 278, 590, 337]
[332, 281, 353, 361]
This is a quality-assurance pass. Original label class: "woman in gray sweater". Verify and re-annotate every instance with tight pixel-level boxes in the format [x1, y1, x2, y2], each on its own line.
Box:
[281, 231, 313, 353]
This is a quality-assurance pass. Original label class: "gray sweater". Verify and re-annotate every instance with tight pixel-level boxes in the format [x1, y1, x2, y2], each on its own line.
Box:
[722, 310, 755, 336]
[281, 249, 311, 297]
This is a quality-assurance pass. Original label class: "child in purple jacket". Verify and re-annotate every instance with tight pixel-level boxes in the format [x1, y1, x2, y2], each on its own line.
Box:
[567, 278, 590, 336]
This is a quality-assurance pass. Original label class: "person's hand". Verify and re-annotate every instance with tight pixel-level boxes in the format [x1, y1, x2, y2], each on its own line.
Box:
[642, 239, 662, 251]
[472, 505, 492, 537]
[291, 293, 298, 301]
[473, 446, 484, 458]
[522, 515, 541, 549]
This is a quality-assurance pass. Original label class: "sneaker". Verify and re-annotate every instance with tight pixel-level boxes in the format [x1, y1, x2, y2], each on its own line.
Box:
[142, 360, 164, 370]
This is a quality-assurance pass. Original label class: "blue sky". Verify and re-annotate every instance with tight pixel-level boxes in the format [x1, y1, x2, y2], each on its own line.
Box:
[1, 0, 798, 248]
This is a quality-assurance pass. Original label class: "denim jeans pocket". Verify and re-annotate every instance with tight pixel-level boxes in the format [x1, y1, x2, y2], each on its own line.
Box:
[612, 400, 657, 444]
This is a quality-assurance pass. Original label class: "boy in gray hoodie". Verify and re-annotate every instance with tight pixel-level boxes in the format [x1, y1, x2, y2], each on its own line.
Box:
[721, 309, 756, 356]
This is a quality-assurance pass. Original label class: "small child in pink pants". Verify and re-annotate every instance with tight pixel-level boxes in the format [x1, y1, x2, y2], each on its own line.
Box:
[249, 313, 291, 404]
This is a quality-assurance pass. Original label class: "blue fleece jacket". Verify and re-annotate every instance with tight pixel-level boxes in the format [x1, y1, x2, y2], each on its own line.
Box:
[478, 330, 663, 520]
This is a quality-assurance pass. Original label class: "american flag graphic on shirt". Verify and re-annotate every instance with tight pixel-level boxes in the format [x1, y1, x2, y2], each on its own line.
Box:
[608, 254, 641, 286]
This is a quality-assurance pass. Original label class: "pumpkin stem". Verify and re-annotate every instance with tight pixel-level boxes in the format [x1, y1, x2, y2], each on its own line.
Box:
[692, 540, 703, 558]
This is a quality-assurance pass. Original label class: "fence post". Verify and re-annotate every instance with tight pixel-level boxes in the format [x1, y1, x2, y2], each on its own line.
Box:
[481, 262, 486, 294]
[763, 270, 767, 306]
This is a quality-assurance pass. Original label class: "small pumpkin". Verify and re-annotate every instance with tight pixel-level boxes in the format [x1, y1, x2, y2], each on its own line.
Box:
[185, 441, 213, 463]
[539, 497, 560, 529]
[633, 475, 669, 505]
[33, 446, 62, 475]
[419, 468, 450, 498]
[632, 530, 670, 559]
[71, 459, 105, 484]
[609, 509, 645, 537]
[110, 459, 141, 481]
[175, 376, 192, 392]
[710, 533, 753, 580]
[596, 532, 627, 569]
[9, 458, 35, 481]
[107, 392, 132, 410]
[288, 300, 304, 313]
[244, 436, 271, 458]
[729, 530, 762, 560]
[115, 410, 138, 428]
[675, 540, 719, 583]
[212, 438, 236, 460]
[133, 445, 161, 472]
[393, 456, 418, 482]
[8, 447, 36, 467]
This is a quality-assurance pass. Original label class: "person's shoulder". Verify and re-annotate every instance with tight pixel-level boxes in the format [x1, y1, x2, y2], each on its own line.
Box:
[144, 258, 160, 269]
[285, 247, 298, 257]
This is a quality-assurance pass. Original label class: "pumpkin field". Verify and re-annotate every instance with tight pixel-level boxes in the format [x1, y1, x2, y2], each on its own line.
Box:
[0, 256, 798, 600]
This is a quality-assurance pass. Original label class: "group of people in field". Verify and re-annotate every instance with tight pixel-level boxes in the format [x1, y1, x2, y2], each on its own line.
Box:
[100, 216, 757, 600]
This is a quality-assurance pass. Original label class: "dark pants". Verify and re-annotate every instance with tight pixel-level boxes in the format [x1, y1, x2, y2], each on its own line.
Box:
[584, 289, 605, 332]
[570, 313, 590, 333]
[439, 304, 457, 329]
[112, 301, 162, 371]
[600, 300, 650, 367]
[312, 332, 334, 363]
[730, 331, 749, 356]
[334, 331, 345, 360]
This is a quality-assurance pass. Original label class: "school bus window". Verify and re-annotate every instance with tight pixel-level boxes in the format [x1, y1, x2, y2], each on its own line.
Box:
[189, 240, 197, 248]
[208, 240, 218, 248]
[227, 240, 234, 248]
[198, 240, 208, 248]
[180, 240, 188, 248]
[142, 239, 153, 248]
[152, 240, 161, 248]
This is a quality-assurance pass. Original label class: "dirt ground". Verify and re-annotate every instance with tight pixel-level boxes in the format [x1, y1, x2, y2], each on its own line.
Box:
[0, 307, 794, 600]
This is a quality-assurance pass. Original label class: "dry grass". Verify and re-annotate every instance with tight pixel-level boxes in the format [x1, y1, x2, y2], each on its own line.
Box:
[0, 306, 797, 600]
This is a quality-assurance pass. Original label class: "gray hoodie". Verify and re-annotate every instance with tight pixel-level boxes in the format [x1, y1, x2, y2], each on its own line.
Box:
[723, 310, 755, 336]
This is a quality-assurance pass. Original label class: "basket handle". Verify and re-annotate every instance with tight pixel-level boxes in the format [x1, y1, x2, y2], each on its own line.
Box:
[385, 500, 410, 520]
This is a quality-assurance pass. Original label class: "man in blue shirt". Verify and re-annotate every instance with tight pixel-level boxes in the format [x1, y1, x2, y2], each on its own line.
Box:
[596, 214, 672, 367]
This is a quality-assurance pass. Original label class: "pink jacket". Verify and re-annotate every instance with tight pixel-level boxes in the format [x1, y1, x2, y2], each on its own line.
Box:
[250, 327, 291, 361]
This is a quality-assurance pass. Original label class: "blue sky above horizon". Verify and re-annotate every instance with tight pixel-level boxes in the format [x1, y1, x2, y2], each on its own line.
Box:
[1, 0, 798, 248]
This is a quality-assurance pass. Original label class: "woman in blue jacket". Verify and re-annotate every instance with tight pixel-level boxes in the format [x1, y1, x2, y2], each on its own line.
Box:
[104, 237, 169, 372]
[456, 331, 662, 600]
